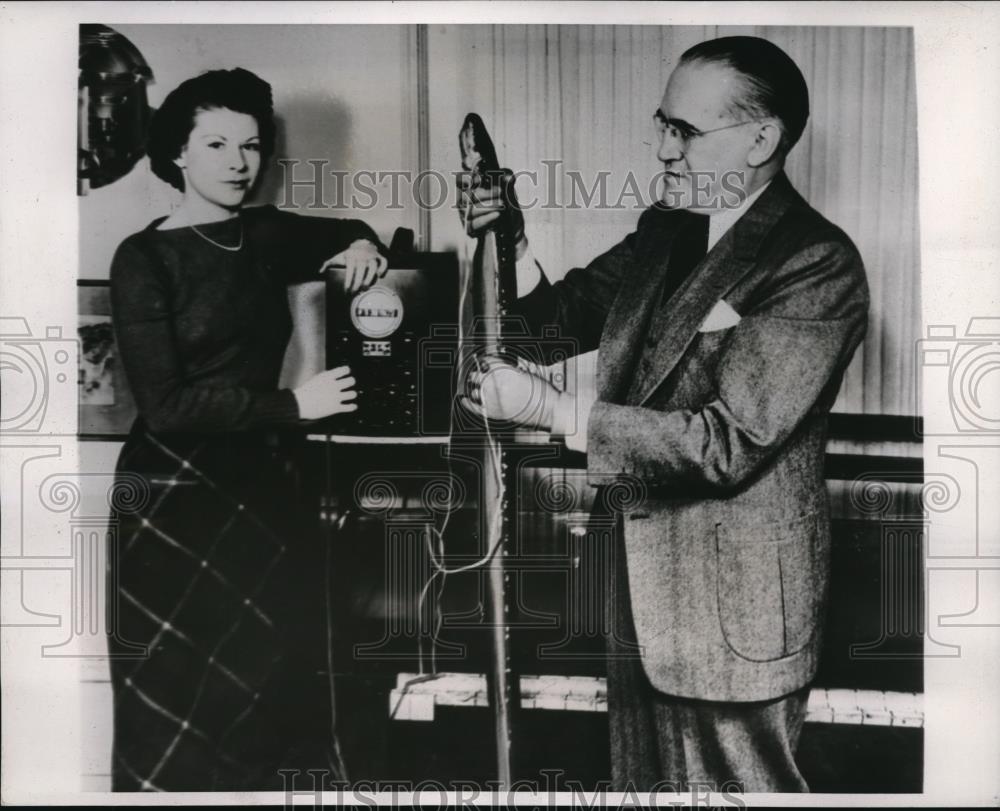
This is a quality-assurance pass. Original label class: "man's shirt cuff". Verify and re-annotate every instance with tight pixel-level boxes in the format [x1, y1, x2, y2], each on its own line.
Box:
[553, 392, 594, 454]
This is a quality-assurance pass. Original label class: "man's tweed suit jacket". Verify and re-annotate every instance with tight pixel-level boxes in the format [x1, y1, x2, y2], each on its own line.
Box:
[514, 171, 870, 702]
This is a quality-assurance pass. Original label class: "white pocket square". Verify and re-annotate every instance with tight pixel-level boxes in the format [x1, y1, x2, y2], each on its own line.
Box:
[698, 299, 741, 332]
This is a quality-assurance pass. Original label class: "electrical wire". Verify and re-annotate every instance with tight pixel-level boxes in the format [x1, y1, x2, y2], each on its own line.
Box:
[425, 242, 506, 574]
[322, 243, 509, 728]
[412, 238, 509, 683]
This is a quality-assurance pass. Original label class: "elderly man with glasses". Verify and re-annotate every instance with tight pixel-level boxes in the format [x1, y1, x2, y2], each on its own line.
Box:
[461, 36, 869, 792]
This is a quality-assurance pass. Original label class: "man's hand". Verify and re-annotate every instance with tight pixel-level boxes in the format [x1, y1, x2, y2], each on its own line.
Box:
[321, 239, 388, 293]
[461, 356, 562, 431]
[457, 170, 528, 259]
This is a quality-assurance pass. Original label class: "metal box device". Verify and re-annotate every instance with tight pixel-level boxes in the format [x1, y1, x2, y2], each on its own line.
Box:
[320, 252, 461, 438]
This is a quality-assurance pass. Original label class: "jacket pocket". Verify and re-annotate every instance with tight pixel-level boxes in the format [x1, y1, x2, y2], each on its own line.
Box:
[715, 511, 823, 662]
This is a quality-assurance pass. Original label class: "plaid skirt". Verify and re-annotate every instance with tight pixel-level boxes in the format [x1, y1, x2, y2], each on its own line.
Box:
[107, 424, 330, 791]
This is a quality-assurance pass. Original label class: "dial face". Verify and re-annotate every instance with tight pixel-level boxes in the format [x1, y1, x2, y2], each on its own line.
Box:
[350, 286, 404, 339]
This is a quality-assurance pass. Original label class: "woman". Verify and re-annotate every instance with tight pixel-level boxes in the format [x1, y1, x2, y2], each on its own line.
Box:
[107, 67, 386, 791]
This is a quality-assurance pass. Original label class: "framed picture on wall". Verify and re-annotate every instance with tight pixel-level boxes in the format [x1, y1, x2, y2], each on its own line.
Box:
[77, 279, 135, 439]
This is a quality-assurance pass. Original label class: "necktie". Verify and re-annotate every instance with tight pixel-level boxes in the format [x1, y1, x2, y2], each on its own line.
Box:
[660, 212, 710, 304]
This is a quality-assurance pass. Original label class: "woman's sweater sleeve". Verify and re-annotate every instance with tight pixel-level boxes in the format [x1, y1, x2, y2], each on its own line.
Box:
[110, 237, 301, 433]
[251, 205, 386, 284]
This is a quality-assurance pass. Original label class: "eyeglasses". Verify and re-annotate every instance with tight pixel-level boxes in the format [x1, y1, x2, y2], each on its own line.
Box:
[653, 113, 763, 149]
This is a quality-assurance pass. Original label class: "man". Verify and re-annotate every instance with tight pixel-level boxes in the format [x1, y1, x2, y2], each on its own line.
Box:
[461, 36, 869, 792]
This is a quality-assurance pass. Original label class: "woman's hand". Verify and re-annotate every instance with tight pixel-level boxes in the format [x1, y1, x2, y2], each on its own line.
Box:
[293, 366, 358, 420]
[321, 239, 388, 293]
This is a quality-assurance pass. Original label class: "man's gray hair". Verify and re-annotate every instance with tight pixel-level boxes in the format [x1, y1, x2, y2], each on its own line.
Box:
[681, 36, 810, 157]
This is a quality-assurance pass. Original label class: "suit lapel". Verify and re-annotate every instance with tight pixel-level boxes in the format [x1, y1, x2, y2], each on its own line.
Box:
[596, 213, 685, 402]
[628, 172, 802, 407]
[597, 259, 666, 402]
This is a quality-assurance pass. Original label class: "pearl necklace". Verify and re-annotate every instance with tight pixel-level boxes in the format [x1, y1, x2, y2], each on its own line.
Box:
[189, 221, 244, 252]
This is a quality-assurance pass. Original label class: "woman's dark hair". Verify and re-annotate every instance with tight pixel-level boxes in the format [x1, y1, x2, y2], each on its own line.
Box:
[681, 36, 809, 157]
[147, 68, 276, 191]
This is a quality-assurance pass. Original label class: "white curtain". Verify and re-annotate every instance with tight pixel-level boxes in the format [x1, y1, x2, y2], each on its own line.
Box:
[427, 25, 920, 416]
